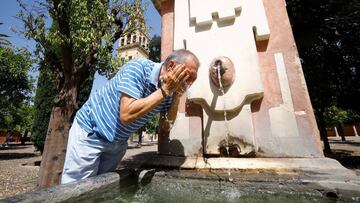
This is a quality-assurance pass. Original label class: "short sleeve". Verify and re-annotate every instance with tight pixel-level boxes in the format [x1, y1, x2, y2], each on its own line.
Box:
[118, 63, 145, 99]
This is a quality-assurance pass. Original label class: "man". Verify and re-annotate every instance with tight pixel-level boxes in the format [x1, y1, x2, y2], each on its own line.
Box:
[61, 49, 199, 184]
[136, 126, 145, 148]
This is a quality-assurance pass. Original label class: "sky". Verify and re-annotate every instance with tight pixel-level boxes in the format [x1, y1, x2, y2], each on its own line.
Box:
[0, 0, 37, 51]
[0, 0, 161, 95]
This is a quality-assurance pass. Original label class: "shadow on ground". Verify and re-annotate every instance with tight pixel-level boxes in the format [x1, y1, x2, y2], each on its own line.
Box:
[0, 152, 37, 160]
[0, 144, 39, 160]
[0, 146, 31, 151]
[127, 142, 158, 149]
[329, 140, 360, 147]
[325, 137, 360, 170]
[326, 149, 360, 169]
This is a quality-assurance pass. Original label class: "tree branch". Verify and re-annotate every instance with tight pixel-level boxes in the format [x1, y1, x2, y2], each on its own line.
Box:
[75, 5, 125, 79]
[52, 0, 74, 80]
[15, 5, 64, 91]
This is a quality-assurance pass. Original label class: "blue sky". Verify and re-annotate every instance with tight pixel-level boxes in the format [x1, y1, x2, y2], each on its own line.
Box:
[0, 0, 161, 95]
[0, 0, 37, 50]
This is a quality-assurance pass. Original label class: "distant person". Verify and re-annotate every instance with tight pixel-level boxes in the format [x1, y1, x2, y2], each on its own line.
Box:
[61, 49, 199, 184]
[137, 126, 145, 148]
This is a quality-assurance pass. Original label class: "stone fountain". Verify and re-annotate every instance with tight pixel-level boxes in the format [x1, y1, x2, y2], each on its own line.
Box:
[143, 0, 360, 198]
[154, 0, 323, 161]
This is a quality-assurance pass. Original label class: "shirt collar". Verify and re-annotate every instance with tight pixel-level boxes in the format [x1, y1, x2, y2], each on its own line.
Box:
[149, 62, 163, 89]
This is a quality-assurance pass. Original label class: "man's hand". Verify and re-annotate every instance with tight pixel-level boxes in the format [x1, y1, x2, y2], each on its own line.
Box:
[174, 82, 188, 96]
[160, 64, 189, 97]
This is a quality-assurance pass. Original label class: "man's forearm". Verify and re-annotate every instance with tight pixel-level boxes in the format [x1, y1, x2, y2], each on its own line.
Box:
[120, 89, 166, 125]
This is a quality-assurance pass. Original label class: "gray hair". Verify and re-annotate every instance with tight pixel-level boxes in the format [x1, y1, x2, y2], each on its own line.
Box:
[163, 49, 200, 68]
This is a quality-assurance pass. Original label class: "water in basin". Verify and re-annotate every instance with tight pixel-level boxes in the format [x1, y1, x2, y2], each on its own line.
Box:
[67, 170, 345, 203]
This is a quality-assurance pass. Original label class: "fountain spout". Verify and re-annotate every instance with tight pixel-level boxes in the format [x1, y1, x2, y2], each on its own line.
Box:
[215, 60, 226, 77]
[209, 56, 235, 89]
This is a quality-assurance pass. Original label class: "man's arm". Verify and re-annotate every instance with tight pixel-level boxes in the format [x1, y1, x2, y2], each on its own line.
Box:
[120, 65, 188, 126]
[120, 89, 165, 125]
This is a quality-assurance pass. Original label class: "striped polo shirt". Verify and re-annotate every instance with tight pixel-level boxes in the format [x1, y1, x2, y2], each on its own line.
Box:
[75, 58, 173, 142]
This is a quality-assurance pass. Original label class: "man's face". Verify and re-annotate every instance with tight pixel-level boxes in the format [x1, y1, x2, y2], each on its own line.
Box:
[167, 57, 198, 87]
[183, 57, 198, 86]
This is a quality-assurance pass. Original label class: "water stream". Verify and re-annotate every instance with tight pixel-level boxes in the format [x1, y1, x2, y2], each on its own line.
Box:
[164, 63, 233, 181]
[216, 63, 233, 182]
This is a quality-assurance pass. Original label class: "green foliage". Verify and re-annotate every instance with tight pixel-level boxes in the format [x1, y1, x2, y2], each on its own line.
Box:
[32, 62, 57, 152]
[13, 102, 34, 134]
[324, 105, 348, 126]
[148, 35, 161, 62]
[0, 46, 33, 130]
[325, 105, 360, 126]
[144, 113, 159, 135]
[287, 0, 360, 125]
[18, 0, 146, 76]
[77, 69, 95, 108]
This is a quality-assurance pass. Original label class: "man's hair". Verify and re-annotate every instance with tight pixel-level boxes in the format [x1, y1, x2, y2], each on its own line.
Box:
[163, 49, 200, 68]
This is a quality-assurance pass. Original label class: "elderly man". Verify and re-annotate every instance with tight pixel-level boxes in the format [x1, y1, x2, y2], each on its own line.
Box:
[61, 49, 199, 184]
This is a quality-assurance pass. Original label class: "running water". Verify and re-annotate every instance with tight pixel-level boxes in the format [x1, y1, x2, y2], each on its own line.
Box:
[164, 86, 192, 129]
[163, 113, 174, 129]
[216, 63, 233, 182]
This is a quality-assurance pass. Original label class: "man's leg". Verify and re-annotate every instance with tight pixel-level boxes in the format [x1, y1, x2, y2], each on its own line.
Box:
[97, 140, 128, 174]
[61, 119, 105, 184]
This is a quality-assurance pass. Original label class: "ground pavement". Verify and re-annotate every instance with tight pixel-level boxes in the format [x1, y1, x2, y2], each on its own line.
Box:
[0, 137, 359, 199]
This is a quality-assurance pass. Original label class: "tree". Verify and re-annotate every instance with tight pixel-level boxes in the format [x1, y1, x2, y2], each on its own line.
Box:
[18, 0, 145, 187]
[144, 113, 159, 135]
[0, 46, 33, 130]
[0, 27, 34, 143]
[148, 35, 161, 62]
[32, 61, 57, 153]
[13, 102, 34, 144]
[324, 105, 348, 141]
[32, 59, 94, 153]
[286, 0, 360, 154]
[31, 22, 95, 153]
[324, 105, 360, 141]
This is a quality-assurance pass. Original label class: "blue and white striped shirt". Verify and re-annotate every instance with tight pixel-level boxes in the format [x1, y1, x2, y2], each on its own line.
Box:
[76, 58, 173, 142]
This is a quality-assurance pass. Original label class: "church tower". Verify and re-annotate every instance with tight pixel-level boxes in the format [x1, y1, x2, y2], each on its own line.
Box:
[117, 1, 150, 61]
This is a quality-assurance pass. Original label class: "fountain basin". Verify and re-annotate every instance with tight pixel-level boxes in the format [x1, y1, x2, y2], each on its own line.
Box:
[4, 157, 360, 203]
[70, 170, 359, 203]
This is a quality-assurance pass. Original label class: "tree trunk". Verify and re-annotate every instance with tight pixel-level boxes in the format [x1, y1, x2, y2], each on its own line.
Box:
[21, 130, 29, 145]
[337, 124, 346, 141]
[318, 110, 332, 155]
[38, 85, 78, 188]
